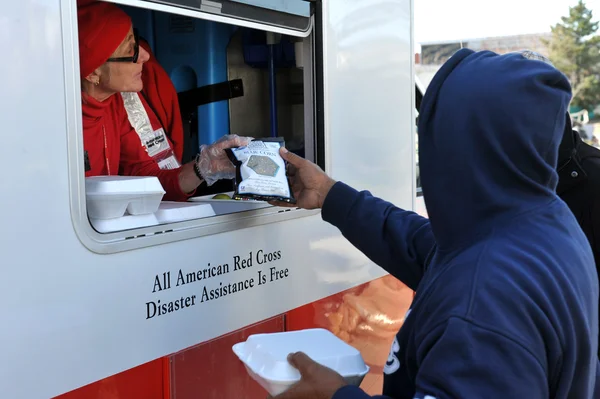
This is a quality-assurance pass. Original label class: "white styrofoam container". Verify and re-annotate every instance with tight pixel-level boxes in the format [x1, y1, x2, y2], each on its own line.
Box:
[89, 213, 160, 234]
[154, 201, 216, 224]
[232, 328, 369, 396]
[85, 176, 166, 219]
[188, 191, 270, 215]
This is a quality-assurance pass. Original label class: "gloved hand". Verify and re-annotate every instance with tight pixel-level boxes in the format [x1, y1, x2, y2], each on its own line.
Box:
[196, 134, 253, 186]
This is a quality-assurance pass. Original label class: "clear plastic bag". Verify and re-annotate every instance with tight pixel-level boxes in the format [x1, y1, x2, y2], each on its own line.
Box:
[225, 138, 296, 203]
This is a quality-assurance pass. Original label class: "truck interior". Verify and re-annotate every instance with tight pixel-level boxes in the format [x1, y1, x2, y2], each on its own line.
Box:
[415, 77, 423, 193]
[122, 0, 316, 184]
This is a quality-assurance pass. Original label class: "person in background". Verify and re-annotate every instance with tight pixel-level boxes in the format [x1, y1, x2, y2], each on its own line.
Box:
[77, 1, 249, 201]
[558, 117, 600, 355]
[268, 49, 598, 398]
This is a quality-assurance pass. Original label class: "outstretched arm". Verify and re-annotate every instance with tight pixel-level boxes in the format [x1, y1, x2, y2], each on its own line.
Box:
[322, 182, 433, 290]
[274, 148, 434, 290]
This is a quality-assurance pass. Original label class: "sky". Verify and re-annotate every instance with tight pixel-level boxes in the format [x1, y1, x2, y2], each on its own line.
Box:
[414, 0, 600, 50]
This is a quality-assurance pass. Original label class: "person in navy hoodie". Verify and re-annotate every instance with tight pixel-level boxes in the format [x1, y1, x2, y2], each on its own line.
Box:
[269, 48, 599, 398]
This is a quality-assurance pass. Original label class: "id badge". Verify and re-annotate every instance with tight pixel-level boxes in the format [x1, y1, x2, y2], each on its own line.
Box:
[147, 128, 181, 170]
[157, 155, 181, 170]
[144, 128, 169, 158]
[121, 92, 181, 170]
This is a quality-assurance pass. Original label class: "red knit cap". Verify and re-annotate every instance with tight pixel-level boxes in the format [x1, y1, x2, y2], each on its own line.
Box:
[78, 2, 132, 78]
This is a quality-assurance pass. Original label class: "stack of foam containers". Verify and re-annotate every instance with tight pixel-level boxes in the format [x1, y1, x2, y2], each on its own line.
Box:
[85, 176, 166, 233]
[86, 176, 218, 233]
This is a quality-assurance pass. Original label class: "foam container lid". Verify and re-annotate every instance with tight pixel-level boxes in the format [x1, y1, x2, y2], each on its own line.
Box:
[155, 201, 216, 224]
[85, 176, 165, 195]
[188, 192, 271, 215]
[232, 328, 369, 383]
[89, 213, 160, 234]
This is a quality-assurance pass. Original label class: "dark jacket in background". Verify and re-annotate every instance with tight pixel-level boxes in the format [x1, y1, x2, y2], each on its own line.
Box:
[558, 124, 600, 268]
[558, 122, 600, 357]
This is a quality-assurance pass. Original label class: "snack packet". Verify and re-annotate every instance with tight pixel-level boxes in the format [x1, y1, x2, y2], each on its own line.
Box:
[225, 138, 296, 204]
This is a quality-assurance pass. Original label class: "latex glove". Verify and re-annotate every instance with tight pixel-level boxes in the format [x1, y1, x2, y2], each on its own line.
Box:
[196, 134, 252, 186]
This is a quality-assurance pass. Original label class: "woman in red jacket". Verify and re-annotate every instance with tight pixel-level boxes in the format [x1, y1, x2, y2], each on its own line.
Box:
[77, 1, 249, 201]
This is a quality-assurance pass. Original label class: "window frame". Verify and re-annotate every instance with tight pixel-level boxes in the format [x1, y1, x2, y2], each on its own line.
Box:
[62, 0, 322, 254]
[145, 0, 313, 32]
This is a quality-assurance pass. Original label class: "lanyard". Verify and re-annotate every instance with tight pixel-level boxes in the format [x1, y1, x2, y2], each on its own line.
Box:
[102, 125, 112, 176]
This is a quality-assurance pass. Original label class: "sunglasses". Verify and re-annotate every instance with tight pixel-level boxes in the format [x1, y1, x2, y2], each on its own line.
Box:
[106, 29, 139, 63]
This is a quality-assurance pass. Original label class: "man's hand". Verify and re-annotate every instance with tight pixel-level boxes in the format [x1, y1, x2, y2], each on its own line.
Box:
[268, 352, 347, 399]
[271, 148, 336, 209]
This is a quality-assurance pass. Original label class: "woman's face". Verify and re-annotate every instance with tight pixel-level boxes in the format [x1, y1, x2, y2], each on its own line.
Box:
[96, 26, 150, 95]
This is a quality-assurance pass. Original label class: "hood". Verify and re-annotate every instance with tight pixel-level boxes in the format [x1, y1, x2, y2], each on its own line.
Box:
[418, 48, 572, 250]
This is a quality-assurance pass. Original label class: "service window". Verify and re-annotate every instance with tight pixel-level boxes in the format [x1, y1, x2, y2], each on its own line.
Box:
[65, 0, 324, 252]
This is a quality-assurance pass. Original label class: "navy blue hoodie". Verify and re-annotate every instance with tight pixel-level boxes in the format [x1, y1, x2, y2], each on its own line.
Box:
[324, 49, 599, 398]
